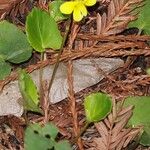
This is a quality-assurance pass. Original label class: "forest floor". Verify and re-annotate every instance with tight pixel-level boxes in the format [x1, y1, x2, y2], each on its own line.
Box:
[0, 0, 150, 150]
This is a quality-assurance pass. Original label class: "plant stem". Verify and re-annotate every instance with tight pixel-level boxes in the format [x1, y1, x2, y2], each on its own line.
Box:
[71, 122, 90, 144]
[23, 110, 29, 125]
[47, 19, 71, 98]
[39, 52, 44, 99]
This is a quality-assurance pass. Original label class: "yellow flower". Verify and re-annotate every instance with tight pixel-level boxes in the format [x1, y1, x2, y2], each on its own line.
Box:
[60, 0, 96, 22]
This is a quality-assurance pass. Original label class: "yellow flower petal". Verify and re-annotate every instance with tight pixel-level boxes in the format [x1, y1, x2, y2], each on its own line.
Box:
[73, 6, 83, 22]
[60, 2, 77, 14]
[84, 0, 96, 6]
[79, 3, 87, 16]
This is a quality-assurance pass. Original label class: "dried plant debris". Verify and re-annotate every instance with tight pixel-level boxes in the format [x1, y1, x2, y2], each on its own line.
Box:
[80, 0, 144, 35]
[0, 0, 22, 19]
[0, 115, 25, 149]
[88, 105, 142, 150]
[0, 0, 149, 149]
[96, 0, 144, 35]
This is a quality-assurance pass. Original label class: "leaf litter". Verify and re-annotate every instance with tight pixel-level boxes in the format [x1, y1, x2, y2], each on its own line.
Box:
[0, 0, 150, 149]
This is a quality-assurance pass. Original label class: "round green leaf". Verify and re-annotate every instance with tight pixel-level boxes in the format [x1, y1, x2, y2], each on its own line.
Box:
[124, 96, 150, 146]
[84, 92, 112, 123]
[124, 96, 150, 126]
[26, 7, 63, 52]
[0, 21, 32, 63]
[0, 61, 11, 80]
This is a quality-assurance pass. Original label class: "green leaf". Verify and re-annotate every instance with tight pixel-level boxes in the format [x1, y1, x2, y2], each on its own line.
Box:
[140, 125, 150, 146]
[18, 70, 41, 113]
[54, 141, 72, 150]
[0, 61, 11, 80]
[25, 123, 55, 150]
[0, 21, 32, 63]
[124, 96, 150, 146]
[128, 0, 150, 35]
[49, 1, 68, 22]
[84, 92, 112, 123]
[25, 123, 71, 150]
[26, 7, 62, 52]
[41, 123, 58, 139]
[146, 68, 150, 75]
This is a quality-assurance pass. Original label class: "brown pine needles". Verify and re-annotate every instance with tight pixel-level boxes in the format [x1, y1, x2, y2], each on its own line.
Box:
[96, 0, 144, 35]
[92, 105, 142, 150]
[0, 0, 27, 20]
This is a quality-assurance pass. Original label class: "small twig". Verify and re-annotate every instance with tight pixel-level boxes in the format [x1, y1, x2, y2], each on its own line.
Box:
[42, 81, 49, 124]
[67, 22, 83, 150]
[71, 122, 90, 144]
[77, 34, 150, 42]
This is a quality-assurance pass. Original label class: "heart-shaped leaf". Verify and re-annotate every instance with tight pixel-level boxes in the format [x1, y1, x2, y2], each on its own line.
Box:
[0, 21, 32, 63]
[18, 70, 41, 113]
[128, 0, 150, 35]
[84, 92, 112, 123]
[124, 96, 150, 146]
[26, 7, 62, 52]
